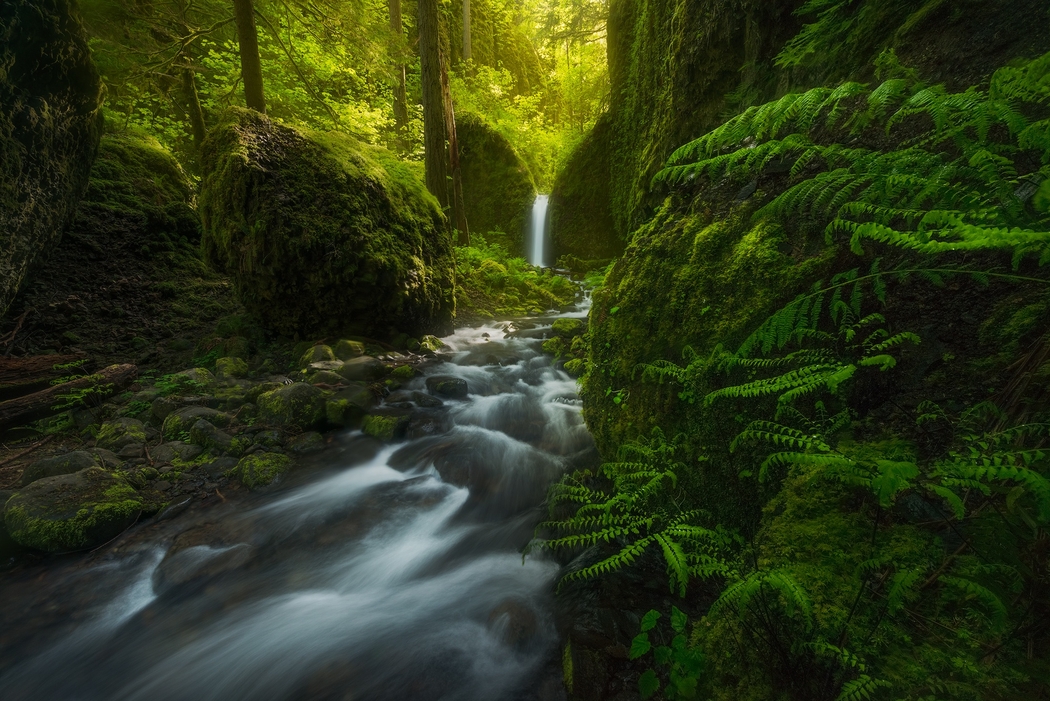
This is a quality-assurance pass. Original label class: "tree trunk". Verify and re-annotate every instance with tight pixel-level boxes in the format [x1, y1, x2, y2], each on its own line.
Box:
[232, 0, 266, 113]
[0, 364, 138, 432]
[441, 60, 469, 244]
[462, 0, 472, 62]
[388, 0, 409, 148]
[182, 67, 207, 148]
[418, 0, 449, 209]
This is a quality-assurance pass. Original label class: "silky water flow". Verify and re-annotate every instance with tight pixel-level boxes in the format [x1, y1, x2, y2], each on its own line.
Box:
[0, 300, 595, 701]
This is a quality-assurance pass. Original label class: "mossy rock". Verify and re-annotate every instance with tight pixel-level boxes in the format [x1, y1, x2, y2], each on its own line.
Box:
[234, 452, 293, 490]
[4, 467, 142, 552]
[362, 414, 407, 442]
[300, 345, 336, 368]
[551, 318, 585, 338]
[199, 108, 456, 338]
[391, 365, 416, 380]
[162, 406, 232, 441]
[425, 376, 469, 398]
[542, 337, 567, 358]
[563, 358, 587, 378]
[309, 369, 346, 385]
[257, 382, 327, 429]
[96, 418, 147, 451]
[420, 335, 447, 353]
[21, 451, 99, 487]
[456, 112, 536, 253]
[215, 357, 248, 379]
[338, 356, 387, 382]
[334, 339, 366, 360]
[326, 384, 375, 427]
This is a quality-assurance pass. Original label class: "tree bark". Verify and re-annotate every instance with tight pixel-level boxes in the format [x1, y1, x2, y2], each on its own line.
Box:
[0, 364, 138, 432]
[182, 67, 207, 148]
[441, 60, 470, 244]
[462, 0, 472, 62]
[418, 0, 449, 209]
[231, 0, 266, 113]
[388, 0, 409, 149]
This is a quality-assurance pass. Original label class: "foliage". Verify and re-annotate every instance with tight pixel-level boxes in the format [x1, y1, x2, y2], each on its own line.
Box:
[629, 608, 706, 700]
[49, 360, 112, 411]
[454, 235, 577, 318]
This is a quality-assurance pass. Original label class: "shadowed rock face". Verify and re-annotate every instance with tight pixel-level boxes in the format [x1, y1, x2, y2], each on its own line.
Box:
[0, 0, 103, 316]
[199, 108, 456, 340]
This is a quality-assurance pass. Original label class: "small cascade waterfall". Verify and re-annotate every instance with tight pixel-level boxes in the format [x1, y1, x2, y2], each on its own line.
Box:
[528, 194, 549, 267]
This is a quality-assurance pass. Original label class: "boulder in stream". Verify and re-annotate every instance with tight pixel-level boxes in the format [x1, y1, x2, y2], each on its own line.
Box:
[234, 452, 293, 490]
[257, 383, 327, 429]
[199, 108, 455, 338]
[20, 451, 98, 486]
[4, 467, 142, 552]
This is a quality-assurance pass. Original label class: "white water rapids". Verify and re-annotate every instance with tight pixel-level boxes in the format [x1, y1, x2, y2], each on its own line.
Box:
[0, 302, 594, 701]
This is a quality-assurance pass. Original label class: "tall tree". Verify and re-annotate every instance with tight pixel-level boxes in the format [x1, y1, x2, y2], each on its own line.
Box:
[417, 0, 448, 209]
[462, 0, 472, 62]
[231, 0, 266, 113]
[388, 0, 409, 147]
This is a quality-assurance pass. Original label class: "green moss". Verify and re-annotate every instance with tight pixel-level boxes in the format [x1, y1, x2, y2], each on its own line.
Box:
[551, 317, 585, 338]
[391, 365, 416, 379]
[215, 356, 249, 378]
[257, 383, 327, 428]
[299, 345, 336, 368]
[542, 336, 568, 358]
[333, 339, 365, 360]
[456, 112, 537, 253]
[198, 108, 456, 338]
[362, 415, 403, 441]
[96, 419, 147, 450]
[235, 452, 293, 490]
[563, 358, 587, 377]
[4, 468, 142, 552]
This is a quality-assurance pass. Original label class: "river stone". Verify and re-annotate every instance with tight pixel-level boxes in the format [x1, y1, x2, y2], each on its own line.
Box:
[309, 370, 346, 386]
[288, 432, 325, 454]
[251, 430, 285, 448]
[257, 383, 326, 429]
[426, 376, 469, 399]
[419, 335, 447, 354]
[4, 467, 142, 552]
[21, 451, 98, 487]
[362, 414, 409, 442]
[334, 339, 366, 360]
[488, 598, 539, 648]
[96, 418, 148, 451]
[235, 452, 293, 490]
[189, 419, 245, 456]
[151, 396, 178, 422]
[117, 443, 145, 460]
[299, 345, 336, 368]
[215, 356, 249, 379]
[326, 384, 376, 427]
[551, 317, 585, 338]
[162, 406, 231, 441]
[92, 448, 123, 469]
[338, 356, 387, 382]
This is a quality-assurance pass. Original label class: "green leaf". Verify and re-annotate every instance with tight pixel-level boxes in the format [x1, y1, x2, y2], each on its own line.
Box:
[671, 606, 688, 633]
[639, 669, 660, 699]
[640, 609, 661, 632]
[610, 306, 620, 315]
[629, 633, 652, 660]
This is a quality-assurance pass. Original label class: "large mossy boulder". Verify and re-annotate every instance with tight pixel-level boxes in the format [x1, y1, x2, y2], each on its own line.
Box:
[456, 113, 536, 253]
[199, 108, 456, 338]
[0, 0, 103, 317]
[549, 115, 621, 262]
[4, 467, 142, 552]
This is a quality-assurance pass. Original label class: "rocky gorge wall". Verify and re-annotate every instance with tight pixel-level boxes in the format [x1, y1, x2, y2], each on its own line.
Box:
[0, 0, 103, 317]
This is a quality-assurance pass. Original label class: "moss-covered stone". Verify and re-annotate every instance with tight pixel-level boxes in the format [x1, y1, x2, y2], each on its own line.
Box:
[257, 382, 327, 429]
[420, 335, 447, 353]
[4, 467, 142, 552]
[326, 384, 375, 427]
[215, 357, 248, 379]
[0, 0, 103, 317]
[299, 345, 336, 368]
[362, 414, 407, 442]
[21, 451, 99, 487]
[551, 318, 585, 338]
[309, 370, 346, 385]
[391, 365, 416, 380]
[563, 358, 587, 378]
[199, 108, 456, 338]
[234, 452, 293, 490]
[542, 336, 568, 358]
[162, 406, 231, 441]
[96, 418, 147, 451]
[334, 339, 366, 360]
[338, 356, 387, 382]
[456, 112, 537, 253]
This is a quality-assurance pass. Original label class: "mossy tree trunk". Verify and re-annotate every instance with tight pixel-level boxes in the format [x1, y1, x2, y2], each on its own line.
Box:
[418, 0, 448, 209]
[441, 61, 470, 244]
[388, 0, 409, 149]
[462, 0, 472, 62]
[231, 0, 266, 113]
[182, 67, 207, 149]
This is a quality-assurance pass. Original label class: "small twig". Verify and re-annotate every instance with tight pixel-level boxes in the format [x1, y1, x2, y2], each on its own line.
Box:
[0, 309, 30, 348]
[215, 488, 226, 502]
[0, 435, 54, 467]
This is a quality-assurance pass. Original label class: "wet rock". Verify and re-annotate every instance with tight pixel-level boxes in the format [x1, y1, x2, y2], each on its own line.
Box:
[92, 448, 123, 469]
[257, 382, 326, 429]
[563, 358, 586, 377]
[189, 419, 245, 456]
[150, 443, 175, 464]
[426, 376, 469, 399]
[96, 417, 147, 451]
[154, 480, 172, 491]
[326, 384, 376, 427]
[308, 369, 346, 385]
[153, 542, 252, 594]
[299, 344, 336, 368]
[412, 390, 444, 408]
[20, 451, 98, 486]
[71, 406, 103, 430]
[420, 335, 448, 354]
[334, 339, 365, 360]
[173, 367, 215, 390]
[362, 414, 409, 441]
[288, 431, 325, 454]
[251, 430, 284, 449]
[117, 443, 145, 460]
[338, 356, 387, 382]
[246, 381, 283, 403]
[551, 317, 585, 338]
[4, 467, 142, 552]
[151, 396, 178, 422]
[488, 598, 539, 647]
[234, 451, 293, 490]
[541, 337, 567, 357]
[234, 402, 258, 424]
[405, 410, 453, 439]
[215, 356, 249, 379]
[162, 406, 232, 441]
[168, 440, 203, 462]
[199, 456, 239, 479]
[154, 495, 192, 522]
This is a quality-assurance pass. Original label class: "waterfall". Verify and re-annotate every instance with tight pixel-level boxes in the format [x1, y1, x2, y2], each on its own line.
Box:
[528, 194, 549, 267]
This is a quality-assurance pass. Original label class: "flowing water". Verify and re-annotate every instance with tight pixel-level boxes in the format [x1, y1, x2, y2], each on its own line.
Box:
[528, 196, 549, 268]
[0, 302, 595, 701]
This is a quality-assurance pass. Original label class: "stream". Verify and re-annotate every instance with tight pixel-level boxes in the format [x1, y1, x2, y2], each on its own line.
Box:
[0, 301, 594, 701]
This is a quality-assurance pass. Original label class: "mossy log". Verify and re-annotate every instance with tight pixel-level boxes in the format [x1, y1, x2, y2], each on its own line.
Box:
[0, 363, 137, 431]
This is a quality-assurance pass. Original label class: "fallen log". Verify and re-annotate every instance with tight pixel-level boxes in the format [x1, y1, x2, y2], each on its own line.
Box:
[0, 353, 89, 401]
[0, 364, 138, 432]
